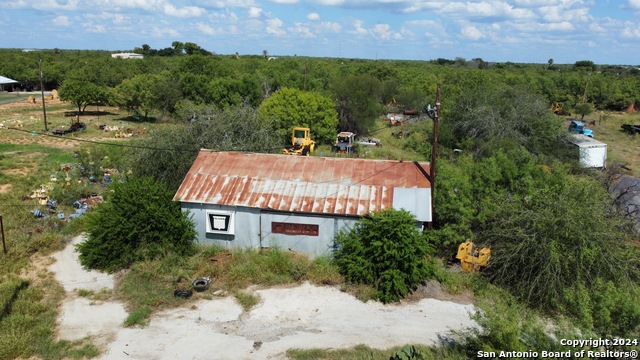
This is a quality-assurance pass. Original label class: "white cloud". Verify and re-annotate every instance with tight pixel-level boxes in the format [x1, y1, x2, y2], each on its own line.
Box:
[545, 21, 573, 30]
[513, 0, 559, 6]
[307, 12, 320, 21]
[269, 0, 298, 3]
[88, 0, 165, 11]
[439, 1, 537, 21]
[52, 15, 70, 26]
[318, 21, 341, 32]
[248, 6, 262, 18]
[622, 24, 640, 37]
[163, 4, 206, 18]
[538, 3, 591, 23]
[351, 19, 368, 35]
[196, 22, 221, 35]
[313, 0, 345, 5]
[372, 23, 402, 40]
[291, 22, 314, 37]
[152, 25, 180, 38]
[266, 17, 286, 35]
[461, 25, 483, 40]
[628, 0, 640, 9]
[83, 22, 106, 33]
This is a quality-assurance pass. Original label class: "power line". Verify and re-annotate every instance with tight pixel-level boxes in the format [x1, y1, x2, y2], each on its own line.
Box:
[1, 127, 285, 153]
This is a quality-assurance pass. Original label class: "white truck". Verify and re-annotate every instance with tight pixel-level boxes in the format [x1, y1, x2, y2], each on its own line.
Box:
[570, 134, 607, 168]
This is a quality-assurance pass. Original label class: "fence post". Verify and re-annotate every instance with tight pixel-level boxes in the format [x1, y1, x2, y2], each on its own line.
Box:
[0, 214, 6, 255]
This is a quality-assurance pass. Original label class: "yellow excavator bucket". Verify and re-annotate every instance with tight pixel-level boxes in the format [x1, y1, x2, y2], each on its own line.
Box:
[455, 240, 490, 272]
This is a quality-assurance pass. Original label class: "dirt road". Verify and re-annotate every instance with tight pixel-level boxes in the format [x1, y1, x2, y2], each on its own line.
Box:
[49, 235, 476, 360]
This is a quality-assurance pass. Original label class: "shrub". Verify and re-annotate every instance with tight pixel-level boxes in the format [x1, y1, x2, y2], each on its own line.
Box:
[76, 176, 196, 272]
[333, 209, 435, 303]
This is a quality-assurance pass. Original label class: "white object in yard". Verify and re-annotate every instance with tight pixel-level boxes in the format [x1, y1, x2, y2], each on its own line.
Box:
[571, 134, 607, 168]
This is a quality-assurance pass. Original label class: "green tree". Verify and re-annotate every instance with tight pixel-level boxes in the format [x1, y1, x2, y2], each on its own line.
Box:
[333, 209, 435, 303]
[152, 71, 183, 117]
[130, 103, 280, 191]
[574, 60, 596, 72]
[332, 74, 382, 135]
[206, 76, 261, 109]
[112, 74, 158, 119]
[480, 172, 639, 317]
[258, 87, 338, 144]
[58, 78, 107, 114]
[444, 83, 563, 157]
[77, 176, 196, 272]
[573, 102, 594, 120]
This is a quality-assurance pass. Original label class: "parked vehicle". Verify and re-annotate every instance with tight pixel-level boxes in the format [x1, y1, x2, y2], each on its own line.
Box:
[331, 132, 357, 154]
[282, 127, 316, 156]
[568, 119, 593, 137]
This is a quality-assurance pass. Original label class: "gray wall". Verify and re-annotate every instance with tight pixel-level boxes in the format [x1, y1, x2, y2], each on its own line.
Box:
[180, 202, 358, 257]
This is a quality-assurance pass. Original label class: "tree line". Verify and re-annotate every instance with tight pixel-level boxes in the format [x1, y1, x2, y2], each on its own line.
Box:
[1, 46, 639, 135]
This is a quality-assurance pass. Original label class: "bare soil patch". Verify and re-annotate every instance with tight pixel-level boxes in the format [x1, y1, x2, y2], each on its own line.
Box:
[47, 235, 477, 360]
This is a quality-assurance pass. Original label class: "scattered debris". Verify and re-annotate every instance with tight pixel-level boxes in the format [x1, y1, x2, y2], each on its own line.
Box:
[52, 121, 86, 135]
[173, 288, 193, 299]
[28, 184, 52, 205]
[356, 138, 382, 147]
[32, 209, 49, 219]
[210, 253, 232, 262]
[621, 124, 640, 134]
[192, 277, 211, 292]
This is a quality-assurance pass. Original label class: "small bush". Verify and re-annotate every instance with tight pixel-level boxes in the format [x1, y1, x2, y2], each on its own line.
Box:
[333, 209, 435, 303]
[76, 176, 196, 272]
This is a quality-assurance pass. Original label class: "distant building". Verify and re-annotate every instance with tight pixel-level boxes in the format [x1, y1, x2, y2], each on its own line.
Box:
[0, 75, 18, 91]
[111, 53, 144, 59]
[173, 151, 432, 257]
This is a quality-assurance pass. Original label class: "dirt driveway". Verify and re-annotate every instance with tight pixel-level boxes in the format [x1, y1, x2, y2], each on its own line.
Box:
[48, 235, 476, 360]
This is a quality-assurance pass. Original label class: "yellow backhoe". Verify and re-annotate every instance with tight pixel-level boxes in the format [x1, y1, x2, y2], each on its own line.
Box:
[282, 127, 316, 156]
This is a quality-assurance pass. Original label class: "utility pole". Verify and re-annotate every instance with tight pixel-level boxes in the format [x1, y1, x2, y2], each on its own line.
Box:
[1, 214, 6, 255]
[426, 84, 441, 229]
[39, 59, 48, 131]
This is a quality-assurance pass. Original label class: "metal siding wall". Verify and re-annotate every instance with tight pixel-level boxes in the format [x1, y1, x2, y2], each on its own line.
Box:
[260, 213, 339, 257]
[181, 203, 261, 250]
[181, 202, 361, 257]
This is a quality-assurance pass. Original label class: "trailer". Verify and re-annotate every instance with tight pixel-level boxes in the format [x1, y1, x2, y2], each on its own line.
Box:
[570, 134, 607, 168]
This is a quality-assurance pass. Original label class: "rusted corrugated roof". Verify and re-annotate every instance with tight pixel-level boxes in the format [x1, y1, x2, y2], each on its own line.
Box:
[174, 150, 430, 217]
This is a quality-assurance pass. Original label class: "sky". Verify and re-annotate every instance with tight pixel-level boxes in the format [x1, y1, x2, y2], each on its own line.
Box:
[0, 0, 639, 65]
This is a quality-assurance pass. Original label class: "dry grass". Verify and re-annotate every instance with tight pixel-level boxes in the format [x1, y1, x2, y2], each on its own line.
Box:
[581, 111, 640, 177]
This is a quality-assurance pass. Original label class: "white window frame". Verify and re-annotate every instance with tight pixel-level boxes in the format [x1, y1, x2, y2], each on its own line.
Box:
[205, 210, 235, 235]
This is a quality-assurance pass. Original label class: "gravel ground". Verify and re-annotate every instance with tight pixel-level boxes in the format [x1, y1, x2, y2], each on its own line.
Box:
[48, 235, 476, 360]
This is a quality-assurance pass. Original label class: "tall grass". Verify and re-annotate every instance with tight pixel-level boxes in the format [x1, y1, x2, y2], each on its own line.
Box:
[115, 246, 344, 326]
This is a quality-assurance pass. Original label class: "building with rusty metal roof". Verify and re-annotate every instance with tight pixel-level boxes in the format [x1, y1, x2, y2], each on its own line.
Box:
[174, 150, 431, 256]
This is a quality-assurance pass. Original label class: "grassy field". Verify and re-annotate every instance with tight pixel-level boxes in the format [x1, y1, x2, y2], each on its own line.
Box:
[1, 96, 639, 359]
[0, 97, 151, 359]
[582, 111, 640, 177]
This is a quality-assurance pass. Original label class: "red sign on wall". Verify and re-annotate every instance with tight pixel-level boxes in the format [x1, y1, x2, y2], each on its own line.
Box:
[271, 222, 319, 236]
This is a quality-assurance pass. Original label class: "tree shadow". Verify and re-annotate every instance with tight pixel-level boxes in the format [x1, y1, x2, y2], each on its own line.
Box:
[115, 115, 159, 123]
[65, 110, 118, 117]
[0, 280, 30, 322]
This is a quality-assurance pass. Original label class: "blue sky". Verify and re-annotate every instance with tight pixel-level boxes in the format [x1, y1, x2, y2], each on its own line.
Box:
[1, 0, 639, 65]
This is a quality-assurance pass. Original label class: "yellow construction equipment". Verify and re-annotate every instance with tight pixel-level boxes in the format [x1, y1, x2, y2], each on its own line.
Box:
[455, 240, 490, 272]
[282, 127, 316, 156]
